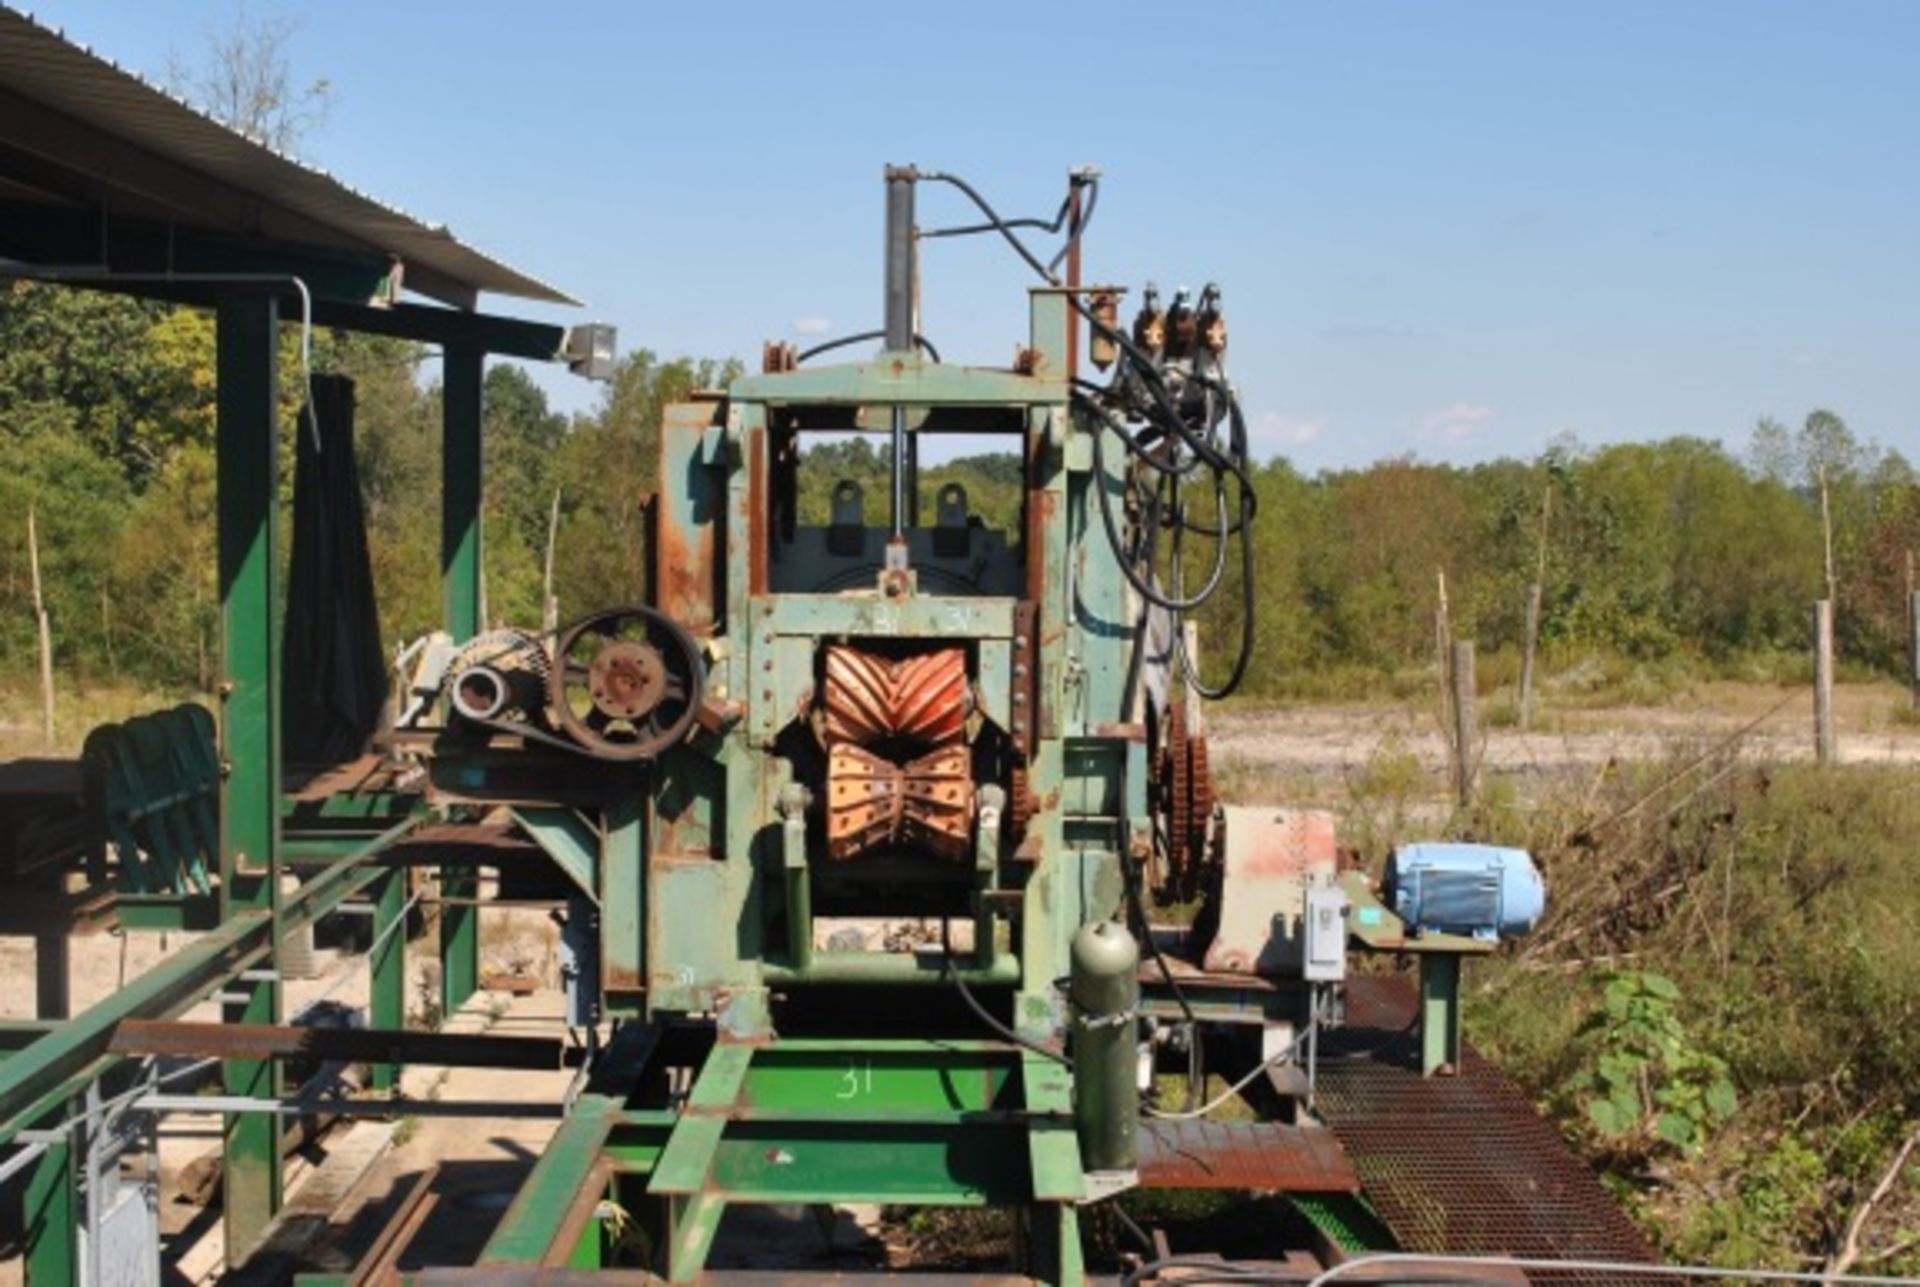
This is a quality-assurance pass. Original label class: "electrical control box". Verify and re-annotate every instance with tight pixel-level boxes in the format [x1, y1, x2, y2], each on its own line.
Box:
[1302, 882, 1349, 982]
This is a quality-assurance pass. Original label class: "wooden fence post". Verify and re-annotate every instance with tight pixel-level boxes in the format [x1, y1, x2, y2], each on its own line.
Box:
[1907, 550, 1918, 713]
[1909, 587, 1920, 715]
[1451, 640, 1477, 808]
[1519, 582, 1542, 730]
[1814, 599, 1836, 764]
[1519, 480, 1551, 731]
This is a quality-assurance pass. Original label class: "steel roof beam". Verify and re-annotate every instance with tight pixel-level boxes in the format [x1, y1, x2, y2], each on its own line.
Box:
[0, 200, 399, 305]
[0, 85, 379, 265]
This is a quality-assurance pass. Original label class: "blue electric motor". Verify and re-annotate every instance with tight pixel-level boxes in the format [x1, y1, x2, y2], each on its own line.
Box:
[1386, 842, 1545, 940]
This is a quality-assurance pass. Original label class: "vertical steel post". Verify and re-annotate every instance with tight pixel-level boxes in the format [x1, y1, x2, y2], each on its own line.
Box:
[33, 930, 68, 1020]
[443, 339, 485, 640]
[370, 867, 405, 1092]
[1419, 952, 1462, 1076]
[883, 166, 915, 355]
[23, 1107, 75, 1286]
[1063, 175, 1083, 381]
[603, 794, 644, 1005]
[779, 788, 812, 975]
[883, 166, 915, 548]
[441, 339, 484, 1014]
[216, 291, 284, 1259]
[440, 871, 478, 1020]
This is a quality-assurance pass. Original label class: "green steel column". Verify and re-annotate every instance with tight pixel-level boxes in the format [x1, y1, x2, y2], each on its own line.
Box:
[33, 930, 68, 1020]
[370, 868, 405, 1091]
[23, 1107, 74, 1286]
[440, 868, 478, 1018]
[1027, 1202, 1085, 1287]
[1419, 952, 1463, 1076]
[439, 341, 483, 1016]
[604, 793, 644, 1003]
[216, 291, 284, 1261]
[442, 339, 484, 638]
[778, 785, 810, 975]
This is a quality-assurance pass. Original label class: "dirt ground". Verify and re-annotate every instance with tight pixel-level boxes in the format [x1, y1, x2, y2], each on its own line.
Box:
[1207, 679, 1920, 797]
[0, 908, 563, 1284]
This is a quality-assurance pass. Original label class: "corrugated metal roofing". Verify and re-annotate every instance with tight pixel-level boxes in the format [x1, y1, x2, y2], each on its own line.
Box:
[0, 6, 578, 307]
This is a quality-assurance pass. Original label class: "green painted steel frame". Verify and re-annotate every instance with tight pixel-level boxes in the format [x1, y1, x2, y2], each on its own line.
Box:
[1419, 952, 1463, 1077]
[439, 339, 485, 1020]
[633, 291, 1135, 1036]
[216, 292, 286, 1258]
[461, 290, 1144, 1282]
[479, 1035, 1085, 1283]
[8, 216, 569, 1274]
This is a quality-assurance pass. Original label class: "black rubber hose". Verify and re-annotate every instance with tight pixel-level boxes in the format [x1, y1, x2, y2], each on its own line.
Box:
[941, 918, 1067, 1066]
[795, 329, 941, 364]
[917, 168, 1262, 698]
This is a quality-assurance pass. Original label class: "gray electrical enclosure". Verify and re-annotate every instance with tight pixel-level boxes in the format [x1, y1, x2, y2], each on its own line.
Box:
[1302, 884, 1348, 982]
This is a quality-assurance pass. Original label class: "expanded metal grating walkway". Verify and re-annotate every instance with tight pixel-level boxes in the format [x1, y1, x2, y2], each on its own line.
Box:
[1316, 976, 1662, 1284]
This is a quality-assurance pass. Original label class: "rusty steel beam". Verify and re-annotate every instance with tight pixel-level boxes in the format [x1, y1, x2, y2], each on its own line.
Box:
[109, 1020, 562, 1071]
[822, 645, 969, 747]
[349, 1165, 441, 1287]
[1137, 1119, 1358, 1192]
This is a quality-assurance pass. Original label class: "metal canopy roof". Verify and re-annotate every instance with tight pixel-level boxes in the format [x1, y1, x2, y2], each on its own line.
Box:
[0, 6, 578, 309]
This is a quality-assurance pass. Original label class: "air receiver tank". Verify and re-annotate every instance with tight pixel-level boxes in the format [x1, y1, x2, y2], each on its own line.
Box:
[1386, 842, 1545, 941]
[1070, 920, 1140, 1173]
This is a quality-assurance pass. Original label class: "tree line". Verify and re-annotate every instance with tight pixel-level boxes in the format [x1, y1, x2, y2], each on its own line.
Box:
[0, 281, 1914, 702]
[1202, 416, 1917, 698]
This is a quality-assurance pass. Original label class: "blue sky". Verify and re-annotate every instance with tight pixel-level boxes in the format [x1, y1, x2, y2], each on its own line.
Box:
[36, 1, 1920, 471]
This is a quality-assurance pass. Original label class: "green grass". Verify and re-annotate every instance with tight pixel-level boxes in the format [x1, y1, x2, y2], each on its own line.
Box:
[0, 676, 193, 759]
[1462, 762, 1920, 1272]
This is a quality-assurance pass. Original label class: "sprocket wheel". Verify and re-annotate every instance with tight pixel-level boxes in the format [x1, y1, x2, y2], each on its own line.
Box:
[1008, 762, 1037, 839]
[1155, 702, 1217, 903]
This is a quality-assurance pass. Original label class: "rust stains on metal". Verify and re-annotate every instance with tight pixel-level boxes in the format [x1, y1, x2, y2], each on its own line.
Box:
[655, 500, 713, 634]
[348, 1165, 441, 1285]
[586, 641, 668, 721]
[819, 644, 975, 860]
[1010, 602, 1038, 759]
[825, 742, 971, 862]
[746, 424, 768, 596]
[655, 405, 723, 631]
[1226, 808, 1333, 881]
[1137, 1119, 1358, 1193]
[822, 646, 969, 747]
[761, 341, 796, 374]
[1153, 711, 1217, 903]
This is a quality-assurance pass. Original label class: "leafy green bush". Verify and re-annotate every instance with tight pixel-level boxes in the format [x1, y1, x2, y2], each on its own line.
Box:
[1466, 763, 1920, 1267]
[1569, 972, 1736, 1152]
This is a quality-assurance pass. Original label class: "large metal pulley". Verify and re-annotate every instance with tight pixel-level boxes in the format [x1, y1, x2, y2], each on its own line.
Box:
[550, 606, 705, 761]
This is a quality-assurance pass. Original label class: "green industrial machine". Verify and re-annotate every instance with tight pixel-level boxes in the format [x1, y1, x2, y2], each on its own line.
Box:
[0, 14, 1649, 1273]
[0, 150, 1583, 1283]
[382, 166, 1546, 1281]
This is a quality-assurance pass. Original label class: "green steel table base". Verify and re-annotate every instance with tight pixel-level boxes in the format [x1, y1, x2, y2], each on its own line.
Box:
[476, 1036, 1089, 1283]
